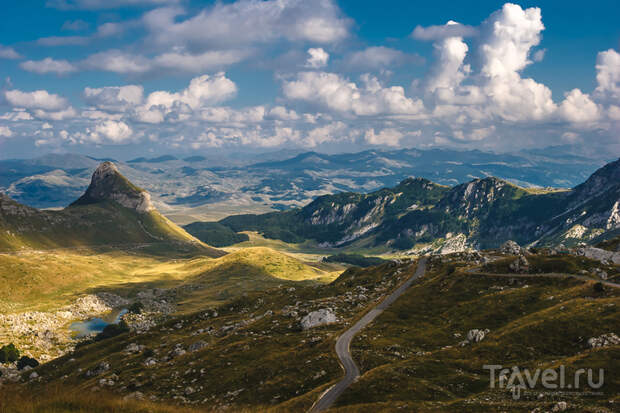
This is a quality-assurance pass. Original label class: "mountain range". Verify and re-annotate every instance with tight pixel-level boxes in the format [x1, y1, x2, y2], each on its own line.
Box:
[0, 148, 609, 222]
[210, 158, 620, 251]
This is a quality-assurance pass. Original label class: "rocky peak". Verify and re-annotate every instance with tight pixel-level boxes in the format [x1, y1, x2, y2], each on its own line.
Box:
[398, 177, 435, 189]
[71, 162, 154, 213]
[445, 177, 507, 204]
[438, 176, 519, 219]
[573, 158, 620, 199]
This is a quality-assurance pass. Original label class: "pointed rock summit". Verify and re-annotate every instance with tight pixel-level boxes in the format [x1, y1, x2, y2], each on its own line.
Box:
[71, 161, 154, 213]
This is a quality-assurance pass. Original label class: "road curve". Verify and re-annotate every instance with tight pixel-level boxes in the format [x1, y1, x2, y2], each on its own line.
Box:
[309, 258, 427, 413]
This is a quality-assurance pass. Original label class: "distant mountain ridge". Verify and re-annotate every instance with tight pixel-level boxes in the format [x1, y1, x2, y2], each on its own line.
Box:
[0, 148, 610, 211]
[0, 162, 223, 256]
[216, 158, 620, 251]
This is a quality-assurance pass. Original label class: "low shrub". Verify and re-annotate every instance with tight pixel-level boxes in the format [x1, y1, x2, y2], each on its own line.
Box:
[16, 356, 39, 370]
[0, 344, 20, 364]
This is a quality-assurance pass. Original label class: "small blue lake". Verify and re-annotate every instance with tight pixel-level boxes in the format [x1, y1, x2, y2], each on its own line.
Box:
[69, 308, 128, 338]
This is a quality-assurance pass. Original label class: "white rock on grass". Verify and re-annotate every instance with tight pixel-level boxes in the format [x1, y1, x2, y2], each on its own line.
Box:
[188, 341, 208, 352]
[124, 343, 145, 354]
[587, 333, 620, 348]
[577, 247, 620, 265]
[301, 309, 337, 330]
[466, 329, 490, 343]
[500, 240, 522, 255]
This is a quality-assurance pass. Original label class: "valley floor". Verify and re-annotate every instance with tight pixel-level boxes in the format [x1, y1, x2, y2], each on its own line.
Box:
[0, 245, 342, 362]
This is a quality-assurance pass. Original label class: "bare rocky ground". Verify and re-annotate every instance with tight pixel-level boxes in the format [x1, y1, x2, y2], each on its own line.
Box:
[0, 287, 180, 381]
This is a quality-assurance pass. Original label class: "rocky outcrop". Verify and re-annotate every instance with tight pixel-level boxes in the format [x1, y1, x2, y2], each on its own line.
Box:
[188, 340, 208, 352]
[413, 233, 471, 255]
[587, 333, 620, 348]
[71, 162, 154, 213]
[466, 328, 489, 343]
[501, 240, 523, 255]
[300, 309, 337, 330]
[509, 255, 530, 273]
[576, 247, 620, 265]
[86, 361, 110, 377]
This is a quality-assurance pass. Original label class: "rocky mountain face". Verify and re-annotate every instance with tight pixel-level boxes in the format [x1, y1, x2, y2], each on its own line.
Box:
[217, 158, 620, 251]
[221, 178, 449, 246]
[71, 162, 154, 213]
[0, 162, 219, 255]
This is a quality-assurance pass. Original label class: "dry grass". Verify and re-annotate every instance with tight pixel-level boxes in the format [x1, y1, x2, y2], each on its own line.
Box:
[0, 385, 206, 413]
[0, 246, 342, 313]
[0, 384, 295, 413]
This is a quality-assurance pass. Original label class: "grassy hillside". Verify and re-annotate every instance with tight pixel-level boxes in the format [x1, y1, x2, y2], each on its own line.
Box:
[323, 253, 387, 268]
[183, 221, 249, 247]
[0, 162, 223, 257]
[11, 251, 618, 412]
[0, 386, 208, 413]
[15, 260, 414, 412]
[0, 247, 337, 314]
[339, 256, 620, 411]
[597, 235, 620, 252]
[0, 199, 218, 255]
[175, 247, 340, 313]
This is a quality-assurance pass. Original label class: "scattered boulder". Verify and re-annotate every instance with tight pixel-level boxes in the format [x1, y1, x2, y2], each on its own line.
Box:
[123, 391, 145, 401]
[587, 333, 620, 348]
[188, 340, 208, 352]
[86, 362, 110, 377]
[144, 357, 158, 367]
[552, 401, 568, 411]
[167, 344, 186, 359]
[509, 255, 530, 273]
[99, 377, 115, 387]
[466, 329, 490, 343]
[576, 247, 620, 265]
[501, 240, 523, 255]
[301, 309, 337, 330]
[16, 356, 39, 370]
[123, 343, 145, 354]
[593, 268, 608, 280]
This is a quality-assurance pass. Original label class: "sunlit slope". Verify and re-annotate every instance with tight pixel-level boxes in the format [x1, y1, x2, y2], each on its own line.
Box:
[0, 247, 338, 313]
[176, 247, 340, 312]
[0, 162, 223, 257]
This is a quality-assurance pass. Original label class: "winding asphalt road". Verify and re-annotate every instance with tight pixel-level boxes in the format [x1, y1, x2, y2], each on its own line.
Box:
[309, 258, 427, 413]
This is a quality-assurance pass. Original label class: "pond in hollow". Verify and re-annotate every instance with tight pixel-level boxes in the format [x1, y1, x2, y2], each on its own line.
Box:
[69, 308, 128, 338]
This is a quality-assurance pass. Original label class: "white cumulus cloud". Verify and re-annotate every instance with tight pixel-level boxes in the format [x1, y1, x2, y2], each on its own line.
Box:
[142, 0, 349, 49]
[20, 58, 78, 75]
[84, 85, 144, 111]
[283, 72, 424, 116]
[4, 89, 69, 110]
[0, 45, 21, 59]
[364, 128, 403, 146]
[305, 48, 329, 69]
[0, 126, 13, 137]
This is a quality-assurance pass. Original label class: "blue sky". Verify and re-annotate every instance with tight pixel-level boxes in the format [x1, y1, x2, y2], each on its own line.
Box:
[0, 0, 619, 159]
